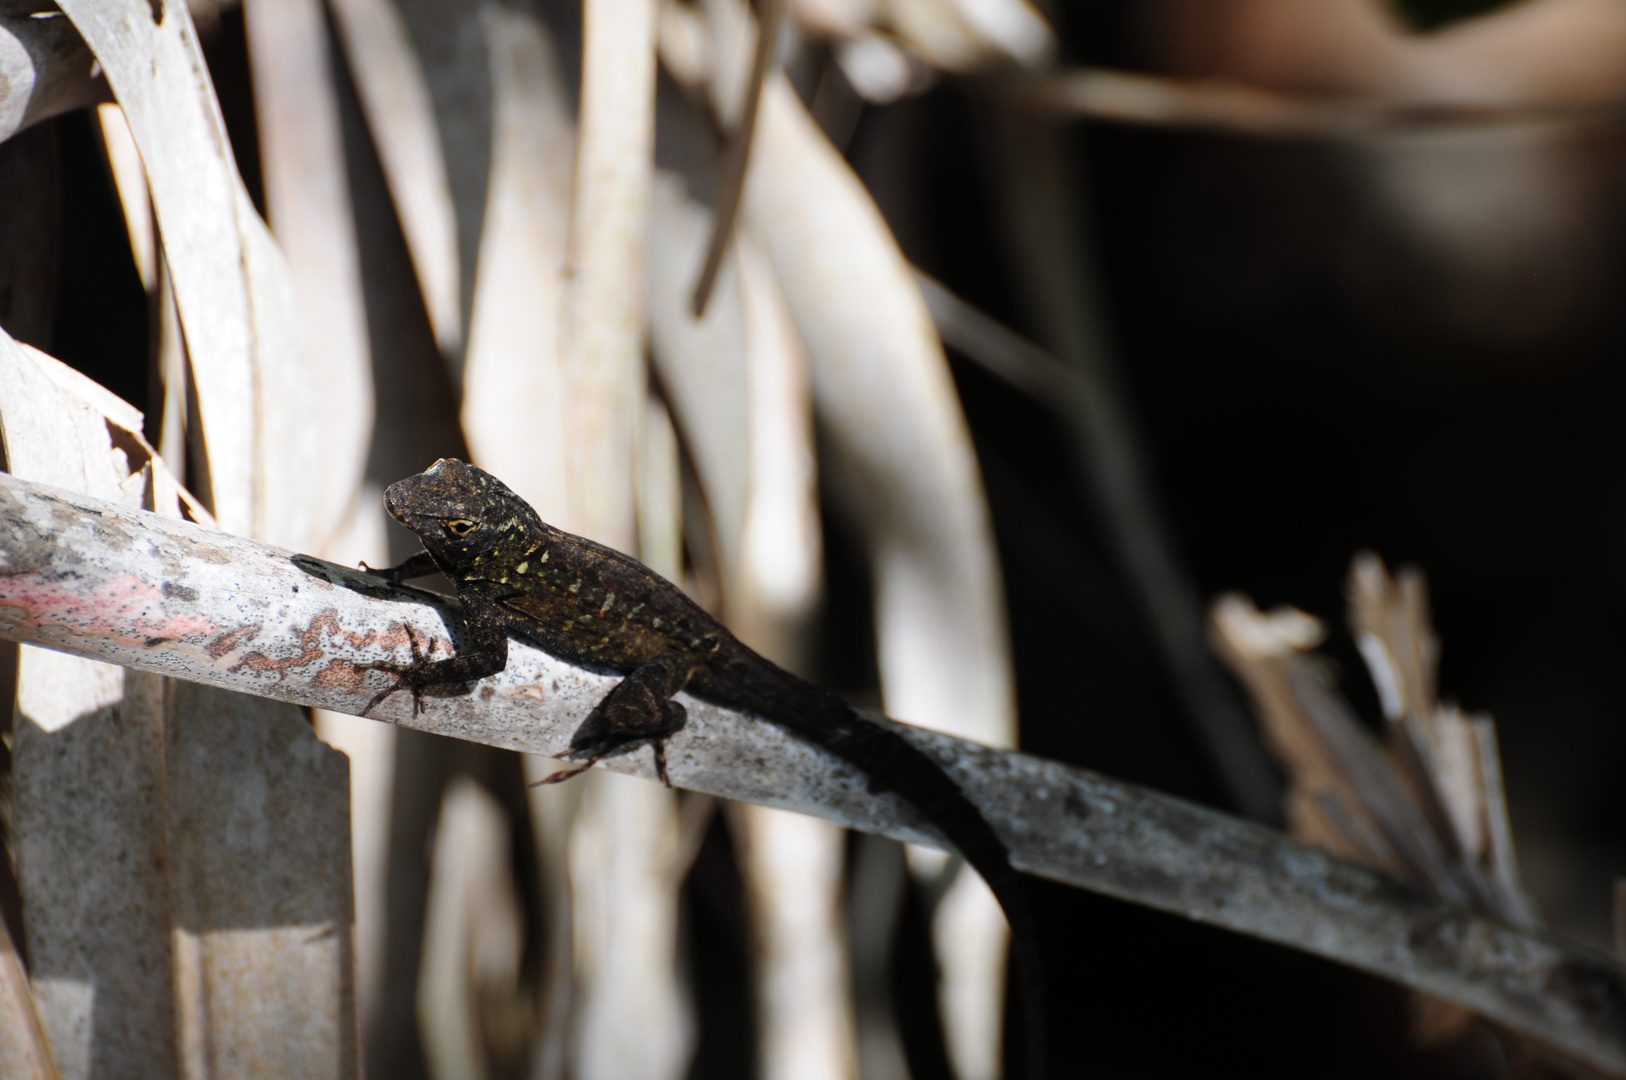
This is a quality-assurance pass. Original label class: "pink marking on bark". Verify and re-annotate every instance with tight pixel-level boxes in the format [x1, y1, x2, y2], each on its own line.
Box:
[0, 572, 220, 646]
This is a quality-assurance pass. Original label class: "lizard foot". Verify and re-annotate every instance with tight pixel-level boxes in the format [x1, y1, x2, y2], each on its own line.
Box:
[359, 550, 439, 585]
[531, 663, 693, 786]
[527, 755, 602, 787]
[524, 738, 674, 788]
[528, 740, 678, 789]
[360, 625, 430, 717]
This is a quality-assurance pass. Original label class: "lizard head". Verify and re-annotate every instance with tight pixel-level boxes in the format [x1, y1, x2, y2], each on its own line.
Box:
[383, 458, 539, 564]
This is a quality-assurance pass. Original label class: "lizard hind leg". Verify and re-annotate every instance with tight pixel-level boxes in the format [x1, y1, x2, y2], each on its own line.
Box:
[530, 699, 686, 788]
[648, 698, 686, 786]
[537, 655, 699, 787]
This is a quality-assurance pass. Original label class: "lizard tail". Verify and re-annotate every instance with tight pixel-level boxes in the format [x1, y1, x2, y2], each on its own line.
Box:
[767, 693, 1048, 1080]
[858, 719, 1048, 1080]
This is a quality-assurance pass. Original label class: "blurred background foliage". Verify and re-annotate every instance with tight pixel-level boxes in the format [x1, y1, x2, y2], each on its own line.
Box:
[5, 0, 1626, 1077]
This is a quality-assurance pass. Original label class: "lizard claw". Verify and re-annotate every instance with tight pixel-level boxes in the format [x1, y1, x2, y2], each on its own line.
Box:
[359, 625, 429, 717]
[653, 740, 673, 787]
[528, 756, 602, 786]
[360, 683, 397, 718]
[524, 738, 676, 788]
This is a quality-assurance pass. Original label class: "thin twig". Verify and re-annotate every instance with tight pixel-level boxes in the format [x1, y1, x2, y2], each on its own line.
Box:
[916, 269, 1284, 822]
[2, 472, 1625, 1073]
[1004, 66, 1626, 139]
[689, 0, 783, 317]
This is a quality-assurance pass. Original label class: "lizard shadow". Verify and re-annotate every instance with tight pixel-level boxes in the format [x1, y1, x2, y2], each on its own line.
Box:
[289, 553, 666, 761]
[289, 553, 479, 702]
[288, 553, 627, 677]
[289, 552, 442, 603]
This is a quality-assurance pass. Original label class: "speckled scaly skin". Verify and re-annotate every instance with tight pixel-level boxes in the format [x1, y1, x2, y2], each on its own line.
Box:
[366, 458, 1045, 1077]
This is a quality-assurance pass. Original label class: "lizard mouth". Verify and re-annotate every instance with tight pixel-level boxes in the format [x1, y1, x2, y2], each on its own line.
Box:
[380, 481, 406, 520]
[381, 480, 410, 523]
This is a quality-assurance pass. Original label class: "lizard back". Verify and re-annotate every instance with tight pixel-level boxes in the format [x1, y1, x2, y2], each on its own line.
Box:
[382, 459, 1047, 1077]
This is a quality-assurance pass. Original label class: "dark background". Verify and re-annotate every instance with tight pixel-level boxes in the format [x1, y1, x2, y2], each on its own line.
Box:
[838, 0, 1626, 1074]
[31, 0, 1624, 1075]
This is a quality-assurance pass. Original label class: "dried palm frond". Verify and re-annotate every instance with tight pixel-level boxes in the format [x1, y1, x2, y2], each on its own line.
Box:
[1213, 552, 1568, 1065]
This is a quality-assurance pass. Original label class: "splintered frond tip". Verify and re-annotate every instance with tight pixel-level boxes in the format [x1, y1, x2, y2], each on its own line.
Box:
[1211, 593, 1325, 658]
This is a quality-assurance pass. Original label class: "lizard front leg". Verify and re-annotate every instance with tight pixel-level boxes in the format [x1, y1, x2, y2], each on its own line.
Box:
[360, 549, 440, 584]
[361, 620, 509, 716]
[533, 654, 704, 787]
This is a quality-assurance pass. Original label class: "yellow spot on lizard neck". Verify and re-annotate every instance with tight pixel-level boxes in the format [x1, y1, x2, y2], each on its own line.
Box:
[516, 562, 528, 574]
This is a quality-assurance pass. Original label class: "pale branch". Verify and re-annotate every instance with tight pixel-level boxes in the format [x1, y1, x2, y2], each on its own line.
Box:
[1, 470, 1624, 1075]
[0, 8, 106, 144]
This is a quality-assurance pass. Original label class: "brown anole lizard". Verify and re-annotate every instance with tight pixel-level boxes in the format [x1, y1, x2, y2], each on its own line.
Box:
[362, 458, 1045, 1077]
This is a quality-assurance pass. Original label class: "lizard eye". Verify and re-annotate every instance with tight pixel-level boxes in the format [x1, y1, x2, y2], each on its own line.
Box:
[445, 519, 477, 536]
